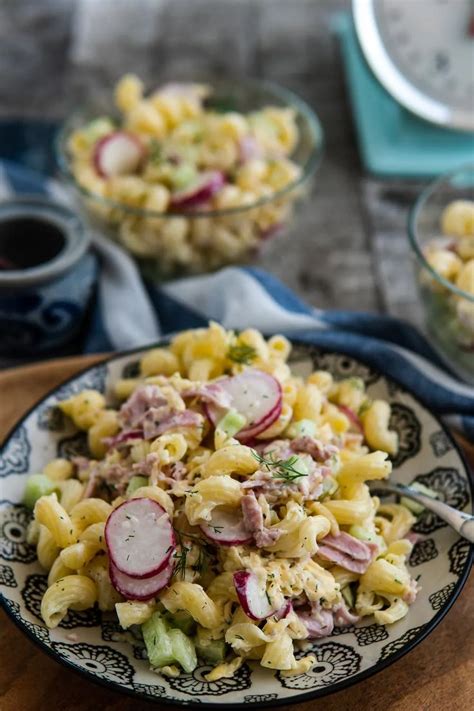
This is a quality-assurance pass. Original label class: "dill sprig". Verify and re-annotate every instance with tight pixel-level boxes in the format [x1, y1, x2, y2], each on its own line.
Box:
[227, 343, 257, 365]
[172, 544, 191, 579]
[172, 528, 211, 578]
[252, 450, 308, 482]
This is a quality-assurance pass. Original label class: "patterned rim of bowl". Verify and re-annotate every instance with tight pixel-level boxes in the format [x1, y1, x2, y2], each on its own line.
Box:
[0, 340, 472, 709]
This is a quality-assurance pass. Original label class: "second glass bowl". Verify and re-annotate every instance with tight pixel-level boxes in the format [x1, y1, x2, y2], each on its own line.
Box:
[56, 78, 323, 280]
[409, 163, 474, 384]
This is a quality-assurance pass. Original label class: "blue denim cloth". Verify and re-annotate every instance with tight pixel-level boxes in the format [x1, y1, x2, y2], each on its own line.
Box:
[1, 158, 473, 440]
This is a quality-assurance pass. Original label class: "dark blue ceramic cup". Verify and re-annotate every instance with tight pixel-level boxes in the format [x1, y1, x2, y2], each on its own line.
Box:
[0, 197, 97, 356]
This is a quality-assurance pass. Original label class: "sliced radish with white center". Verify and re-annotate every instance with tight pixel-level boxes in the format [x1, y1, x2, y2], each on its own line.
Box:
[170, 170, 225, 209]
[233, 571, 275, 621]
[110, 558, 174, 601]
[200, 508, 252, 546]
[206, 369, 282, 442]
[93, 131, 144, 178]
[105, 498, 175, 579]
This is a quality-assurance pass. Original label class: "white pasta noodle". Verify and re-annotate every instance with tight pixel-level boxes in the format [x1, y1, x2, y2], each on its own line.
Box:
[41, 575, 97, 628]
[116, 601, 155, 628]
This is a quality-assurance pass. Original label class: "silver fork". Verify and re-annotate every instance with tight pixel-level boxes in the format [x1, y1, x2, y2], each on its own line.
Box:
[369, 481, 474, 544]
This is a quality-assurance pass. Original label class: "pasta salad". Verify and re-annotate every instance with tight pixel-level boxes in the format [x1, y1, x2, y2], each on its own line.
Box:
[24, 324, 421, 680]
[66, 76, 307, 274]
[421, 199, 474, 348]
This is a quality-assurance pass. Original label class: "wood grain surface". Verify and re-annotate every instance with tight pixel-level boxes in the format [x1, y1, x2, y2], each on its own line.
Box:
[0, 355, 472, 711]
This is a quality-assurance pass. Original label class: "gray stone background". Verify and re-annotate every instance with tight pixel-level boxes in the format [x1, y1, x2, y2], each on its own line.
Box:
[0, 0, 423, 320]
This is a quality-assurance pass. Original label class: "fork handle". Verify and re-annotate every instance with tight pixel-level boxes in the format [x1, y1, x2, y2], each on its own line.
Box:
[379, 483, 474, 544]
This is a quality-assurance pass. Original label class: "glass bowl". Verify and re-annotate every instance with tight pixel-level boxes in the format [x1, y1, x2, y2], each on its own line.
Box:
[408, 163, 474, 384]
[56, 78, 323, 279]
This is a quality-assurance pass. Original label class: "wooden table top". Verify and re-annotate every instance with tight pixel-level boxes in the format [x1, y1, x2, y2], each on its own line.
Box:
[1, 355, 473, 711]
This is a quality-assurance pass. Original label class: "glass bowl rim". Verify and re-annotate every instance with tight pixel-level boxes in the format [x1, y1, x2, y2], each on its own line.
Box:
[55, 77, 324, 219]
[407, 161, 474, 303]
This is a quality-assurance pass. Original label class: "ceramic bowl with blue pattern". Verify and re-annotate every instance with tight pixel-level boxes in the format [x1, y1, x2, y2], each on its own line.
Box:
[0, 197, 97, 356]
[0, 343, 472, 708]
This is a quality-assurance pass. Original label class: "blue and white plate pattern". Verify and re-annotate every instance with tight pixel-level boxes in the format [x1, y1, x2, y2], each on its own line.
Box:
[0, 343, 472, 709]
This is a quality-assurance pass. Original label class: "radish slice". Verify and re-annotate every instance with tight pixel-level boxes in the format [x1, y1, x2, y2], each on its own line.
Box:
[110, 558, 174, 601]
[200, 508, 252, 546]
[206, 369, 282, 442]
[170, 171, 225, 209]
[104, 429, 143, 449]
[233, 571, 275, 621]
[273, 600, 293, 620]
[93, 131, 144, 178]
[337, 404, 363, 434]
[105, 498, 175, 579]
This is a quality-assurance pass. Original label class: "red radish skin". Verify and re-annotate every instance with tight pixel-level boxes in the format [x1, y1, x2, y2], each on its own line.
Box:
[105, 498, 175, 579]
[109, 558, 174, 601]
[104, 429, 143, 449]
[200, 508, 253, 546]
[170, 171, 225, 210]
[337, 404, 363, 434]
[233, 571, 275, 621]
[206, 370, 282, 442]
[93, 131, 145, 178]
[273, 600, 293, 620]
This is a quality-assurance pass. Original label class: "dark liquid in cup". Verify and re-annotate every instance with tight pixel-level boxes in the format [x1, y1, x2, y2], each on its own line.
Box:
[0, 216, 65, 270]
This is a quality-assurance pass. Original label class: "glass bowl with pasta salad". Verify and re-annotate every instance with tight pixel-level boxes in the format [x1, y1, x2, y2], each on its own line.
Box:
[23, 324, 426, 683]
[56, 76, 323, 278]
[409, 164, 474, 384]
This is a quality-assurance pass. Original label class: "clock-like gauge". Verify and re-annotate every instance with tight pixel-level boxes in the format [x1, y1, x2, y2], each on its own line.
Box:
[352, 0, 474, 131]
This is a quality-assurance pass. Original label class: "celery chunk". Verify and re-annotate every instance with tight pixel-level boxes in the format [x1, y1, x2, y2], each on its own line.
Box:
[196, 637, 227, 664]
[23, 474, 58, 510]
[142, 613, 174, 668]
[341, 585, 355, 609]
[126, 475, 149, 496]
[169, 628, 197, 673]
[164, 610, 196, 636]
[286, 419, 316, 439]
[216, 409, 247, 438]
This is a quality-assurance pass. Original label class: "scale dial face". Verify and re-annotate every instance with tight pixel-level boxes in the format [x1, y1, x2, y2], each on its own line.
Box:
[353, 0, 474, 131]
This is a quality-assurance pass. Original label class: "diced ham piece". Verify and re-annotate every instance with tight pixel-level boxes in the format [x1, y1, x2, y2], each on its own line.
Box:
[142, 410, 203, 439]
[291, 437, 338, 463]
[167, 461, 188, 481]
[119, 385, 168, 428]
[297, 604, 334, 639]
[317, 532, 377, 574]
[242, 447, 324, 503]
[241, 491, 281, 548]
[81, 462, 131, 500]
[182, 383, 233, 410]
[81, 467, 99, 500]
[332, 600, 360, 627]
[262, 439, 294, 461]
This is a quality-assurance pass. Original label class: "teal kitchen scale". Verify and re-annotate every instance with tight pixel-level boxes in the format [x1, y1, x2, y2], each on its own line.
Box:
[335, 0, 474, 178]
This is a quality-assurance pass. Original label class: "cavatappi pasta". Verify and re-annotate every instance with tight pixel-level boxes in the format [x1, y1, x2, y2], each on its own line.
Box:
[25, 324, 421, 680]
[67, 76, 306, 274]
